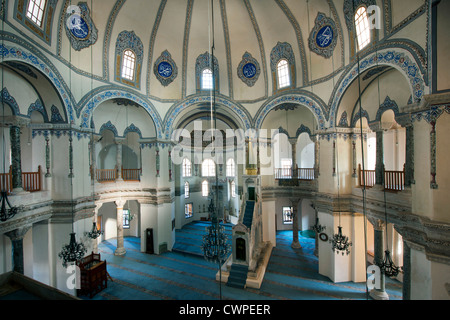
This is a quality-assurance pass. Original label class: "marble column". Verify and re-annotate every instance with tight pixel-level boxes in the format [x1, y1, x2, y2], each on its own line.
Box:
[10, 125, 24, 193]
[370, 218, 389, 300]
[93, 203, 103, 254]
[402, 240, 411, 300]
[404, 125, 414, 188]
[375, 130, 384, 186]
[114, 200, 127, 256]
[116, 141, 123, 181]
[45, 136, 52, 178]
[397, 115, 414, 188]
[314, 136, 320, 178]
[291, 199, 301, 249]
[5, 226, 31, 274]
[290, 139, 297, 171]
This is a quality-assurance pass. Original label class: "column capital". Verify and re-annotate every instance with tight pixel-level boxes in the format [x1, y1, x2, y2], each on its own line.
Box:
[5, 225, 31, 241]
[115, 199, 127, 208]
[368, 217, 385, 231]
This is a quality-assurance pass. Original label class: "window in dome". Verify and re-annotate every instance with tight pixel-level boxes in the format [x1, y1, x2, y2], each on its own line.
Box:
[202, 68, 214, 90]
[122, 50, 137, 81]
[277, 59, 291, 89]
[355, 7, 371, 51]
[26, 0, 46, 27]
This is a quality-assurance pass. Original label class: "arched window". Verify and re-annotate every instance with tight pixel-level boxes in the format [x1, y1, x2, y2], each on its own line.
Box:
[226, 158, 235, 177]
[202, 180, 209, 197]
[182, 158, 192, 177]
[355, 7, 371, 51]
[115, 31, 143, 89]
[230, 180, 236, 198]
[277, 59, 291, 89]
[26, 0, 47, 27]
[122, 49, 137, 81]
[184, 181, 190, 199]
[202, 159, 216, 177]
[202, 68, 214, 90]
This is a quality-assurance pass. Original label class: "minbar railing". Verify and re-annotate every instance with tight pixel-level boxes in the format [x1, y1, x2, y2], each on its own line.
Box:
[0, 166, 42, 194]
[274, 168, 315, 181]
[358, 164, 405, 192]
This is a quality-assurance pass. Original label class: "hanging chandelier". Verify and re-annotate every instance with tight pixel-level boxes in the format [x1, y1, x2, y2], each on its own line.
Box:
[379, 250, 400, 277]
[311, 217, 325, 234]
[0, 191, 19, 222]
[202, 223, 230, 264]
[330, 226, 352, 256]
[85, 221, 103, 240]
[58, 233, 87, 268]
[202, 196, 230, 264]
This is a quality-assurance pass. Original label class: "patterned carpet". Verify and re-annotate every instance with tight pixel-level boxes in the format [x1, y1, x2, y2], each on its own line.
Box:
[86, 221, 403, 301]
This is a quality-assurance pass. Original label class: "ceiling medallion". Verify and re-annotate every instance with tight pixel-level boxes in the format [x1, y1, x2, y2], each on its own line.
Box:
[237, 52, 260, 87]
[154, 50, 178, 87]
[308, 12, 338, 59]
[64, 2, 98, 51]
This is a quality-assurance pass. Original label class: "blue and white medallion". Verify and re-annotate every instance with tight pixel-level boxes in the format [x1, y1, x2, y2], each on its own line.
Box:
[158, 61, 173, 78]
[64, 3, 98, 51]
[154, 50, 178, 86]
[243, 62, 257, 79]
[68, 14, 90, 40]
[308, 13, 338, 59]
[238, 52, 260, 87]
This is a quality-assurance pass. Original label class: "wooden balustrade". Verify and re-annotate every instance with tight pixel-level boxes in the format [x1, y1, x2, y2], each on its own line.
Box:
[296, 168, 315, 181]
[96, 167, 118, 183]
[358, 164, 405, 191]
[384, 165, 405, 191]
[95, 167, 142, 183]
[358, 164, 376, 188]
[0, 166, 42, 194]
[22, 166, 42, 192]
[122, 168, 142, 181]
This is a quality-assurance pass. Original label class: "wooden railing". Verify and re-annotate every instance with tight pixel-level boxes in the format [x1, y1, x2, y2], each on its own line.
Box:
[358, 164, 405, 191]
[384, 165, 405, 192]
[0, 166, 42, 194]
[358, 164, 375, 188]
[122, 168, 142, 181]
[95, 167, 142, 183]
[275, 168, 315, 181]
[296, 168, 315, 181]
[96, 167, 118, 183]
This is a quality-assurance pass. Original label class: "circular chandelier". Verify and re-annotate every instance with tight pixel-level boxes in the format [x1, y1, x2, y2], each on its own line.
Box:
[58, 233, 87, 268]
[330, 226, 352, 256]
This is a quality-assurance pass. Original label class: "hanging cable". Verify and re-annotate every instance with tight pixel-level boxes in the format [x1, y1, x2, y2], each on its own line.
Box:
[352, 0, 370, 300]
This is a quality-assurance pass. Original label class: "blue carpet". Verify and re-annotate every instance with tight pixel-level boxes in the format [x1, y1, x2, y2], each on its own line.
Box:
[85, 221, 402, 300]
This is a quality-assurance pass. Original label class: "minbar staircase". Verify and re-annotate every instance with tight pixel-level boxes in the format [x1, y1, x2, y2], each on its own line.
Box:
[226, 264, 249, 289]
[242, 201, 255, 229]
